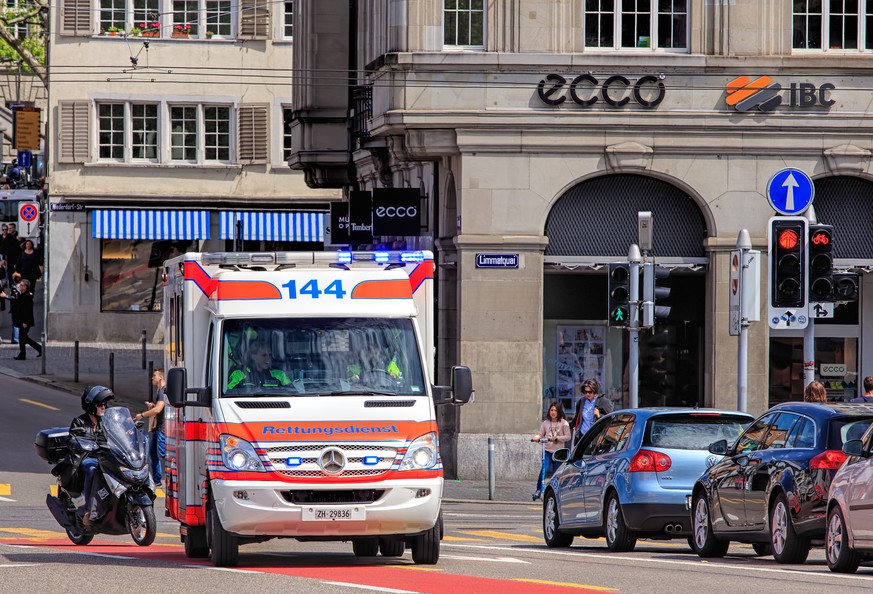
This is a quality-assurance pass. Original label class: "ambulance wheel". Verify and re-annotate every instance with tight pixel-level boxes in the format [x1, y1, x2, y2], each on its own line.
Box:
[411, 512, 441, 565]
[207, 500, 239, 567]
[184, 525, 209, 558]
[352, 537, 379, 557]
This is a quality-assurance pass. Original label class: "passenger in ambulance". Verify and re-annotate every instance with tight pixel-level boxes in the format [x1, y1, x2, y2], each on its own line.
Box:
[226, 341, 293, 391]
[348, 342, 402, 384]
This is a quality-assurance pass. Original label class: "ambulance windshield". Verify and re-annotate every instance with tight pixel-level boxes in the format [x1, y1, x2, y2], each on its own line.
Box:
[221, 318, 426, 397]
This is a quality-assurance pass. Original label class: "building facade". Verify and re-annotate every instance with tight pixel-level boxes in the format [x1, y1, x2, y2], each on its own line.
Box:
[48, 0, 339, 341]
[291, 1, 873, 479]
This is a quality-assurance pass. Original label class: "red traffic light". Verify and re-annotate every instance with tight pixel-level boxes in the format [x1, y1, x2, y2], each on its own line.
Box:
[810, 229, 831, 247]
[777, 229, 799, 250]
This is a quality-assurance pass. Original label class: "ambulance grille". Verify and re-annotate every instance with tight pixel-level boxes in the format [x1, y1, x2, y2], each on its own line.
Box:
[277, 469, 386, 478]
[235, 401, 291, 409]
[266, 444, 389, 454]
[281, 489, 385, 504]
[364, 400, 416, 408]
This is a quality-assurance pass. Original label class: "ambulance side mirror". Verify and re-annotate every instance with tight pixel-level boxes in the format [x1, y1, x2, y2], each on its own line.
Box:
[167, 367, 210, 408]
[434, 365, 474, 406]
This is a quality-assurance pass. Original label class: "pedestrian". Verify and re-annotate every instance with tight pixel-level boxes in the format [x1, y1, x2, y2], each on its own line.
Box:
[135, 368, 166, 485]
[531, 400, 571, 501]
[2, 223, 20, 280]
[15, 239, 43, 289]
[803, 380, 827, 403]
[1, 277, 41, 359]
[6, 271, 20, 344]
[850, 376, 873, 403]
[571, 378, 613, 444]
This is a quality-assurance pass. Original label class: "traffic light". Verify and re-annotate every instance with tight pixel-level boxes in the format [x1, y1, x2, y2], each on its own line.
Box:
[833, 272, 859, 302]
[769, 217, 807, 309]
[608, 263, 630, 327]
[808, 224, 834, 302]
[642, 263, 672, 327]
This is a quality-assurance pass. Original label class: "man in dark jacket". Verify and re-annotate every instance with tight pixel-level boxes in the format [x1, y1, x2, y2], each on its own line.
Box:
[3, 278, 41, 359]
[70, 386, 114, 526]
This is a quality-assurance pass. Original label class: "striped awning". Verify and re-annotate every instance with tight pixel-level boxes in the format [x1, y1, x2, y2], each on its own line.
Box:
[92, 209, 211, 240]
[220, 211, 324, 242]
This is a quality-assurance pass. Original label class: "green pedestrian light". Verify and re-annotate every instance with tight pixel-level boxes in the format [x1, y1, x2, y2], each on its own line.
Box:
[608, 263, 631, 327]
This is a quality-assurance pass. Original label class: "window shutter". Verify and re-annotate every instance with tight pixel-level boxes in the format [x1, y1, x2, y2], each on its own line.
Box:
[60, 0, 93, 36]
[239, 0, 270, 40]
[58, 101, 90, 164]
[238, 104, 268, 164]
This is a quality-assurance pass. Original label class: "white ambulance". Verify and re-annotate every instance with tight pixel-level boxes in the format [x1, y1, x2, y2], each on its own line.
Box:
[161, 250, 472, 567]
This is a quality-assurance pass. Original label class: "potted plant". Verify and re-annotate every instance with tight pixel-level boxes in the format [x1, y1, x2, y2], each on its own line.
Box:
[205, 30, 215, 39]
[107, 25, 122, 36]
[141, 22, 161, 37]
[130, 26, 141, 37]
[172, 24, 192, 37]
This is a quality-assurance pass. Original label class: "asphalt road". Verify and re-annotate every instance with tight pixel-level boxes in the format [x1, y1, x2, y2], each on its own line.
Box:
[2, 379, 873, 593]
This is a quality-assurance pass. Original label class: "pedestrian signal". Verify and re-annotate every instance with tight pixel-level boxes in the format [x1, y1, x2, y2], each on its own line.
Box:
[608, 263, 630, 327]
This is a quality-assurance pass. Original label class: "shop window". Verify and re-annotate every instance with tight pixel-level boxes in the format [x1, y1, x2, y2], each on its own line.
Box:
[101, 239, 195, 312]
[584, 0, 688, 50]
[769, 335, 859, 406]
[793, 1, 873, 51]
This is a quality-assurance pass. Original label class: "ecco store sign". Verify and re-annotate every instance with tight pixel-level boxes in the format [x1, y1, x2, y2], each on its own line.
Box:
[537, 73, 666, 108]
[725, 75, 835, 112]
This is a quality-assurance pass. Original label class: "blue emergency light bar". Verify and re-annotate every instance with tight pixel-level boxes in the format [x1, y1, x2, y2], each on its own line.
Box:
[335, 251, 425, 265]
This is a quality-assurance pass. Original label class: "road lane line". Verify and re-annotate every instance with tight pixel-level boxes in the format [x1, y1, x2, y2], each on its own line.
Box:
[460, 530, 542, 543]
[0, 484, 10, 496]
[321, 581, 418, 593]
[514, 578, 617, 591]
[440, 554, 529, 564]
[0, 564, 38, 568]
[19, 398, 59, 411]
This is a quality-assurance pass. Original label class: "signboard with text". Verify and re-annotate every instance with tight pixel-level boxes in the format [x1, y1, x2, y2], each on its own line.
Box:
[14, 107, 41, 151]
[372, 188, 421, 236]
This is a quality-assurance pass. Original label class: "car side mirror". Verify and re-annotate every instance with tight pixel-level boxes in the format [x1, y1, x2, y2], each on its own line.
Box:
[166, 367, 210, 408]
[434, 366, 474, 406]
[552, 448, 570, 463]
[842, 439, 866, 457]
[708, 439, 728, 456]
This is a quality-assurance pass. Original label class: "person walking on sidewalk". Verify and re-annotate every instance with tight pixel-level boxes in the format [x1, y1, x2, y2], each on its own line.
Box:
[2, 278, 41, 359]
[135, 368, 166, 485]
[5, 272, 21, 344]
[531, 400, 571, 501]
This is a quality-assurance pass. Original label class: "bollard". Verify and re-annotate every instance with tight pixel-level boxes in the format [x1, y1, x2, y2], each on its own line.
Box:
[109, 352, 115, 391]
[148, 360, 154, 401]
[488, 436, 496, 501]
[74, 340, 80, 383]
[141, 330, 147, 370]
[40, 332, 46, 375]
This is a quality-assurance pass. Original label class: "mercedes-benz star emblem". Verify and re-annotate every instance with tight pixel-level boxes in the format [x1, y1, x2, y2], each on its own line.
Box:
[319, 448, 346, 475]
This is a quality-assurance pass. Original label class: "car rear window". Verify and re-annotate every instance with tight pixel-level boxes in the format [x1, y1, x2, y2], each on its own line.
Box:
[644, 414, 751, 451]
[828, 417, 873, 450]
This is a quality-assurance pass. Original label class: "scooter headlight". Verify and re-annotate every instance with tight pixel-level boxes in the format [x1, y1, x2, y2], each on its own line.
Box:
[399, 432, 438, 471]
[120, 465, 149, 483]
[220, 435, 265, 472]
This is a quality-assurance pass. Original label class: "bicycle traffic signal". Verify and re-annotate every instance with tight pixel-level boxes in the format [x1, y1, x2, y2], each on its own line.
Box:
[808, 224, 834, 302]
[768, 217, 807, 309]
[608, 263, 630, 327]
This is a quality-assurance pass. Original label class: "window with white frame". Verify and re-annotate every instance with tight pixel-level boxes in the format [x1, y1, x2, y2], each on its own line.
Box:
[170, 104, 232, 162]
[283, 0, 293, 39]
[98, 0, 238, 38]
[204, 106, 231, 161]
[282, 107, 293, 161]
[584, 0, 687, 50]
[170, 105, 198, 161]
[5, 0, 33, 39]
[97, 102, 159, 161]
[793, 1, 873, 50]
[444, 0, 484, 48]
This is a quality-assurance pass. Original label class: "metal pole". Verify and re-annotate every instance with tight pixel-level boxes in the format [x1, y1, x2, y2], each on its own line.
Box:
[109, 352, 115, 391]
[148, 360, 154, 401]
[73, 340, 79, 382]
[40, 332, 46, 374]
[628, 244, 642, 408]
[803, 207, 817, 389]
[487, 436, 495, 501]
[736, 230, 752, 413]
[141, 329, 147, 369]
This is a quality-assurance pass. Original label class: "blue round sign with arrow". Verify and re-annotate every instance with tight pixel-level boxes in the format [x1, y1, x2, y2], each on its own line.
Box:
[767, 167, 815, 215]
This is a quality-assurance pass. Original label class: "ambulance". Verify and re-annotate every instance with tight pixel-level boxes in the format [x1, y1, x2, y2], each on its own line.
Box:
[161, 250, 473, 567]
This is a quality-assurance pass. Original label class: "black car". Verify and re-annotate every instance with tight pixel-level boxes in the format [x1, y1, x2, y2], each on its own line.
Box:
[690, 402, 873, 564]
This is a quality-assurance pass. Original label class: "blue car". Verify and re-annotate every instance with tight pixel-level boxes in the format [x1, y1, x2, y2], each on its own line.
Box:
[543, 407, 753, 551]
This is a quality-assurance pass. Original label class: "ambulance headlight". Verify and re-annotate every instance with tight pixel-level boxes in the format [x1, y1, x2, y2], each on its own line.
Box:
[220, 435, 265, 472]
[399, 432, 438, 471]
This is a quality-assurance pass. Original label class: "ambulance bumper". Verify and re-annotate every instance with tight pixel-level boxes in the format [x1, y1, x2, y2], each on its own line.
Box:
[211, 476, 443, 537]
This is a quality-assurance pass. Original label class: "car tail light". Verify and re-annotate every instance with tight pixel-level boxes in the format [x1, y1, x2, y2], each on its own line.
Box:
[628, 449, 672, 472]
[810, 450, 848, 470]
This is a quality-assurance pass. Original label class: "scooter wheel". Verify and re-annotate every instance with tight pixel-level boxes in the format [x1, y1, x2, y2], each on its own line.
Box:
[128, 504, 156, 546]
[66, 527, 94, 546]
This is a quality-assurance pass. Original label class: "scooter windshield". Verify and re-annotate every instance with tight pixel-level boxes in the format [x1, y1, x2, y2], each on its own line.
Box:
[101, 407, 147, 468]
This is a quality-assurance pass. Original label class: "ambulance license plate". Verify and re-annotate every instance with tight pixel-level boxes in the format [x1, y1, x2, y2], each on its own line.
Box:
[302, 506, 365, 521]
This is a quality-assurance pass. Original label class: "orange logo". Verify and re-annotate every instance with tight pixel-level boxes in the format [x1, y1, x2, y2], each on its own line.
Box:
[725, 75, 782, 112]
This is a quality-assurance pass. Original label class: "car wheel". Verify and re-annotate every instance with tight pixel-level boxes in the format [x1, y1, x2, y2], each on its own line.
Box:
[691, 492, 728, 558]
[352, 537, 379, 557]
[543, 492, 573, 548]
[604, 493, 637, 552]
[770, 493, 810, 564]
[826, 505, 861, 573]
[752, 543, 772, 556]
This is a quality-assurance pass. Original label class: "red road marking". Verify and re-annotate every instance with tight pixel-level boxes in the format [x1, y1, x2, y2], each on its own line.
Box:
[4, 537, 611, 593]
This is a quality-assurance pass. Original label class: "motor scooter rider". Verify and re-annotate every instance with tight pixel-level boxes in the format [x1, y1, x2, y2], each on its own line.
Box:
[69, 386, 114, 527]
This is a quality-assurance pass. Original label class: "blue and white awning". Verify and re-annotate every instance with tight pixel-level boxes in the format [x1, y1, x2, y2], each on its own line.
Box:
[92, 209, 211, 240]
[220, 211, 324, 242]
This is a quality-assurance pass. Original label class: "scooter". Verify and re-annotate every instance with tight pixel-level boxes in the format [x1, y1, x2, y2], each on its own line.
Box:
[532, 437, 549, 501]
[35, 406, 157, 546]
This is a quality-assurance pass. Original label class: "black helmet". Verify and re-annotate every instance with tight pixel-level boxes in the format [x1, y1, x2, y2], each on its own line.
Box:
[81, 385, 114, 415]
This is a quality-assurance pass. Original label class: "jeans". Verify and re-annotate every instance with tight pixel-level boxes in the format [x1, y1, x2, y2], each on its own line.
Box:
[536, 455, 559, 492]
[81, 457, 99, 518]
[148, 429, 165, 483]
